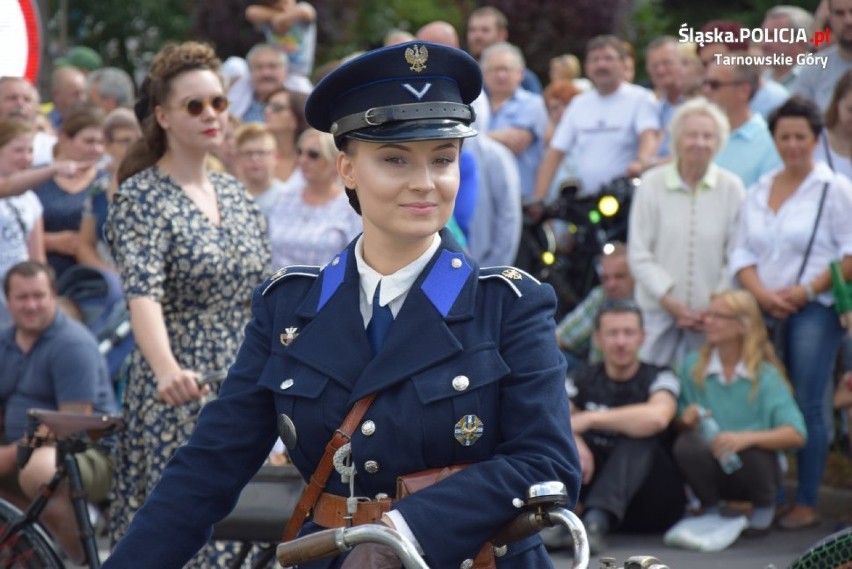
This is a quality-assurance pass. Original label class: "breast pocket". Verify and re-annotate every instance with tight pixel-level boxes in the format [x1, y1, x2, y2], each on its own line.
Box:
[411, 345, 510, 464]
[257, 354, 343, 463]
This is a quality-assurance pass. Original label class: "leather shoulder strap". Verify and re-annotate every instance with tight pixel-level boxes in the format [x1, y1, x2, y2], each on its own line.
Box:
[281, 393, 377, 542]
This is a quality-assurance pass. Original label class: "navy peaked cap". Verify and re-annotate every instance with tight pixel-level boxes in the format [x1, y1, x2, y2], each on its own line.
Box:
[305, 42, 482, 142]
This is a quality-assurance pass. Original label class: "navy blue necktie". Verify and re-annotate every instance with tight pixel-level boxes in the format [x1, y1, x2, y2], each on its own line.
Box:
[366, 282, 394, 354]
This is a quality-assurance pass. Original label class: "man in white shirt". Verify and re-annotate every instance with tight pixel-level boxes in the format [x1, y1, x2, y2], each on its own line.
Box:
[0, 77, 56, 166]
[533, 35, 660, 200]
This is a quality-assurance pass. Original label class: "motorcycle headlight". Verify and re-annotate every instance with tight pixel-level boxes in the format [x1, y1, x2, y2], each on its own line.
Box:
[598, 195, 620, 217]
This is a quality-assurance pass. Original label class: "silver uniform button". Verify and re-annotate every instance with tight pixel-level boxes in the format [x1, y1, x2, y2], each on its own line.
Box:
[280, 379, 294, 390]
[364, 460, 380, 474]
[460, 560, 474, 569]
[451, 258, 463, 269]
[361, 420, 376, 436]
[331, 256, 340, 266]
[493, 545, 508, 557]
[452, 375, 470, 392]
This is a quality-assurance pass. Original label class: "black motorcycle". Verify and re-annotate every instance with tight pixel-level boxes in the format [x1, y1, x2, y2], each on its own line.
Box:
[515, 176, 639, 319]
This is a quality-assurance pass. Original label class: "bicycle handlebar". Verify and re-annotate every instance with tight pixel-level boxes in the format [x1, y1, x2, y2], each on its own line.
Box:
[277, 525, 429, 569]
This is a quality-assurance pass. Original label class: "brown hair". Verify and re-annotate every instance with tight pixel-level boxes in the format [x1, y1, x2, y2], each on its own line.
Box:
[4, 260, 56, 296]
[544, 80, 581, 106]
[118, 41, 222, 184]
[0, 118, 36, 149]
[265, 87, 310, 139]
[825, 70, 852, 129]
[59, 105, 105, 138]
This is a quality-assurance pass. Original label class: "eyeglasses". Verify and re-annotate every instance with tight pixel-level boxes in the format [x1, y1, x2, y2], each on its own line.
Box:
[238, 149, 275, 159]
[297, 148, 322, 160]
[702, 79, 744, 90]
[179, 95, 229, 116]
[705, 311, 742, 321]
[265, 102, 290, 113]
[110, 136, 138, 146]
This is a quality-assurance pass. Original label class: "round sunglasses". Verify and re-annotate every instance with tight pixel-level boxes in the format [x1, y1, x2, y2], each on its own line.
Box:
[180, 95, 230, 116]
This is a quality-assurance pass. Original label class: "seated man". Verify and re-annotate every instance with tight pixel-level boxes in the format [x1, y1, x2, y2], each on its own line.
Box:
[556, 243, 634, 371]
[552, 299, 685, 554]
[0, 261, 117, 564]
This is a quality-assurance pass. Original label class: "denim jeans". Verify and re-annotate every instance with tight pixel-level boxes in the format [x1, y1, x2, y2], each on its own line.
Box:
[783, 302, 844, 507]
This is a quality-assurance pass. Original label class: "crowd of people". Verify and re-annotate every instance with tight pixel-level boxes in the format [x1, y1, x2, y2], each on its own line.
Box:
[0, 0, 851, 565]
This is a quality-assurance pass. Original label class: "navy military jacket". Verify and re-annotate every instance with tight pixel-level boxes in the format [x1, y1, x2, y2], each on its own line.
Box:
[104, 231, 580, 568]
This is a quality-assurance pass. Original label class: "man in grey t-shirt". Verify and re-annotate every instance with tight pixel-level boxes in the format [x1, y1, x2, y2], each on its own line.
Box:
[791, 0, 852, 112]
[0, 261, 116, 564]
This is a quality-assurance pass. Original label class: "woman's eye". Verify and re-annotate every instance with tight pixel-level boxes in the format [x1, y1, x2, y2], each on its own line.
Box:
[384, 156, 405, 165]
[434, 156, 455, 165]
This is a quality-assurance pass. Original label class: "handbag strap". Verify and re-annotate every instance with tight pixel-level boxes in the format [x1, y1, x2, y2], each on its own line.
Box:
[796, 181, 829, 284]
[823, 134, 835, 171]
[281, 392, 378, 543]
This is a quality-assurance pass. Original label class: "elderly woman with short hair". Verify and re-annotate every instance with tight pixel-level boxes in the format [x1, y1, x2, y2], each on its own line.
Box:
[628, 97, 746, 368]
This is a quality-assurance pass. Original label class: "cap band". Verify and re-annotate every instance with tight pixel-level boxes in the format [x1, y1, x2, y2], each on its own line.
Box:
[330, 102, 474, 137]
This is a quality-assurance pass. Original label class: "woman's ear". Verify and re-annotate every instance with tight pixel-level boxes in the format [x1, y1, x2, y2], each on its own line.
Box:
[337, 151, 356, 189]
[154, 105, 169, 131]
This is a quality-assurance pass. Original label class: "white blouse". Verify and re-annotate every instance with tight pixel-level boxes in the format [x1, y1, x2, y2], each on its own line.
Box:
[729, 161, 852, 305]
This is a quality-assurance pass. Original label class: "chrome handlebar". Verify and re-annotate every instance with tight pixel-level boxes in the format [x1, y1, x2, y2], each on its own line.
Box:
[276, 481, 665, 569]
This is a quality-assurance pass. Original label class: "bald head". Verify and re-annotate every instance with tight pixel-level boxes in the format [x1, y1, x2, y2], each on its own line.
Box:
[50, 67, 87, 116]
[416, 21, 460, 48]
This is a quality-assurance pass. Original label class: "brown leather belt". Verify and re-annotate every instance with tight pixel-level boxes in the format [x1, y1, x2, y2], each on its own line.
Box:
[313, 493, 393, 528]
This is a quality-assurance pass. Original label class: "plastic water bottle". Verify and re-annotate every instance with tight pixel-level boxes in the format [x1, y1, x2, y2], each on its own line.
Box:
[699, 407, 743, 474]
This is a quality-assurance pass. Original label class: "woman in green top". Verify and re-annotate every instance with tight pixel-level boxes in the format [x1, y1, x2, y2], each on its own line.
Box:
[674, 289, 806, 536]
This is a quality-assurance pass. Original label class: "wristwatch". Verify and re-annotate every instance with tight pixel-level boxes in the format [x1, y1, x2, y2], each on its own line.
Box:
[804, 282, 817, 302]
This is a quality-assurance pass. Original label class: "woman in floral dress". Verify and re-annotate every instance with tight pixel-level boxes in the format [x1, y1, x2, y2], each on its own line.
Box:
[106, 42, 270, 567]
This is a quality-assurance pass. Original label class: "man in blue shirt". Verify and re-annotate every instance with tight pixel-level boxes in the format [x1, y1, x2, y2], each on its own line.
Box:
[0, 261, 116, 565]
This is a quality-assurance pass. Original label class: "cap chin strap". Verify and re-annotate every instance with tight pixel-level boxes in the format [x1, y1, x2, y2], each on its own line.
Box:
[330, 102, 475, 136]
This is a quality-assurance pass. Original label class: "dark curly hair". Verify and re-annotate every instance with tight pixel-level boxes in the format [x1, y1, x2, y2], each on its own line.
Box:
[119, 41, 222, 184]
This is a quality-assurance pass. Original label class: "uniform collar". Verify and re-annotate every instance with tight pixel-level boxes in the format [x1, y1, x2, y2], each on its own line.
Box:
[354, 233, 441, 309]
[287, 229, 476, 400]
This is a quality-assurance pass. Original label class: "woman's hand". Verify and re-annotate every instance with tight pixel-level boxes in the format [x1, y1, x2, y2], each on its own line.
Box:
[660, 294, 703, 330]
[777, 285, 809, 310]
[48, 230, 80, 256]
[156, 369, 208, 406]
[574, 435, 595, 485]
[679, 404, 702, 431]
[54, 160, 93, 179]
[757, 289, 798, 319]
[711, 431, 750, 458]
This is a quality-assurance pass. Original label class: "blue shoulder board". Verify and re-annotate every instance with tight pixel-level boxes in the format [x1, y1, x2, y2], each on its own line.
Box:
[262, 265, 321, 296]
[478, 266, 541, 298]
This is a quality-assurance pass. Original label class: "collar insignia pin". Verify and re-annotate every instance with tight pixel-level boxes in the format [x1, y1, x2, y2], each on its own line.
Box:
[280, 327, 299, 346]
[405, 44, 429, 73]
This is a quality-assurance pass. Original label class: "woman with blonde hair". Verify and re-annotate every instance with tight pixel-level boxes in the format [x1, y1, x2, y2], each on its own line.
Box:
[267, 127, 361, 267]
[674, 289, 806, 536]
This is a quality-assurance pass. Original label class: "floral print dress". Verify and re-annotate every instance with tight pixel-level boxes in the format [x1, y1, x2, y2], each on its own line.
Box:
[106, 166, 270, 566]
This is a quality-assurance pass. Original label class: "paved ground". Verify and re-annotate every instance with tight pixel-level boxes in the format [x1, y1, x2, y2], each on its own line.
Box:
[550, 520, 845, 568]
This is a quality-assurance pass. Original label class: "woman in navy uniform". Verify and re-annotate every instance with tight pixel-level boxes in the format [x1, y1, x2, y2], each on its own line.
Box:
[104, 42, 580, 569]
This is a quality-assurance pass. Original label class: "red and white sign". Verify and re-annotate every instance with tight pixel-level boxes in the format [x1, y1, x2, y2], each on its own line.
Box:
[0, 0, 42, 82]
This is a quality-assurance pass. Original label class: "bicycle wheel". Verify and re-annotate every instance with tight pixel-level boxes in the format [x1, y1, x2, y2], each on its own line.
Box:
[0, 499, 64, 569]
[788, 526, 852, 569]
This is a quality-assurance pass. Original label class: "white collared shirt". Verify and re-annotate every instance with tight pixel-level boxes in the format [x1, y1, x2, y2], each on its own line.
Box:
[729, 161, 852, 305]
[354, 233, 441, 328]
[705, 349, 751, 384]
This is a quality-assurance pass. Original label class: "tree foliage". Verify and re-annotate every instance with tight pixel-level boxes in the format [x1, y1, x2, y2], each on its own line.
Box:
[47, 0, 820, 85]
